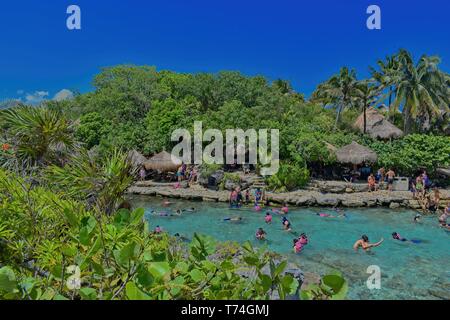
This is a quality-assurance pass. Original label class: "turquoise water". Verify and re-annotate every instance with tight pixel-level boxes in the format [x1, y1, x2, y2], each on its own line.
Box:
[130, 196, 450, 300]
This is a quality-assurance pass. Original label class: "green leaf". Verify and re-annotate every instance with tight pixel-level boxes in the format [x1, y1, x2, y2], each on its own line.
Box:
[322, 274, 348, 300]
[79, 287, 97, 300]
[189, 269, 205, 283]
[148, 262, 170, 280]
[0, 267, 18, 293]
[125, 281, 151, 300]
[259, 274, 272, 293]
[136, 264, 154, 288]
[131, 208, 145, 225]
[63, 208, 79, 227]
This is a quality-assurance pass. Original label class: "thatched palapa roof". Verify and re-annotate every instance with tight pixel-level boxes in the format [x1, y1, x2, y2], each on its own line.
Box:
[354, 108, 404, 140]
[144, 151, 182, 172]
[335, 141, 378, 165]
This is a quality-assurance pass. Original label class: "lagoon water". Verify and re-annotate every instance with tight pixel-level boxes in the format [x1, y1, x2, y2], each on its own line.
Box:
[130, 195, 450, 300]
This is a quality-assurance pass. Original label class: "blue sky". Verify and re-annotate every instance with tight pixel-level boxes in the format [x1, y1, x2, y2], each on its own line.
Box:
[0, 0, 449, 102]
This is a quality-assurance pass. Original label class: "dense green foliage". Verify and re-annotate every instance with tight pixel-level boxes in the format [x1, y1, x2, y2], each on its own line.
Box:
[0, 168, 312, 300]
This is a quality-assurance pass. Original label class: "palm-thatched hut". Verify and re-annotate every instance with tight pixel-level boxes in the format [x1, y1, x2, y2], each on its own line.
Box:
[144, 151, 182, 172]
[354, 108, 404, 140]
[335, 141, 378, 165]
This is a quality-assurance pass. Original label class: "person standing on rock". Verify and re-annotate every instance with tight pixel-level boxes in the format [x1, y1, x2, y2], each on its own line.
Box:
[386, 169, 396, 191]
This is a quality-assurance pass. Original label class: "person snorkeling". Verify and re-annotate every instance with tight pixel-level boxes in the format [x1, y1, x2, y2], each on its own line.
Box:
[391, 232, 422, 244]
[224, 216, 243, 222]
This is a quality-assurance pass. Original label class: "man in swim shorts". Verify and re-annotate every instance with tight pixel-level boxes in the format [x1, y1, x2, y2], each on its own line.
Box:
[353, 235, 384, 251]
[386, 169, 396, 191]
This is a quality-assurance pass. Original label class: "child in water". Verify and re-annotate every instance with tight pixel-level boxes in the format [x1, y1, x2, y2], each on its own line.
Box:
[255, 228, 267, 240]
[264, 212, 273, 224]
[293, 233, 308, 253]
[282, 217, 292, 231]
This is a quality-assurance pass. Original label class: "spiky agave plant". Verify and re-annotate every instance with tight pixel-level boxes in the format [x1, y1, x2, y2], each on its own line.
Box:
[45, 148, 135, 215]
[0, 106, 77, 168]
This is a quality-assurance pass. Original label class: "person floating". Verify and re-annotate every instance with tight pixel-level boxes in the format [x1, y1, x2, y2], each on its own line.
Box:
[224, 216, 243, 222]
[391, 232, 422, 244]
[353, 235, 384, 252]
[264, 212, 273, 224]
[255, 228, 267, 240]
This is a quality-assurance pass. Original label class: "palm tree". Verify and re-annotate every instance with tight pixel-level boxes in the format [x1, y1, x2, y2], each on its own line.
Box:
[370, 54, 402, 120]
[393, 50, 449, 133]
[311, 67, 359, 129]
[0, 106, 77, 167]
[45, 149, 135, 215]
[354, 80, 381, 134]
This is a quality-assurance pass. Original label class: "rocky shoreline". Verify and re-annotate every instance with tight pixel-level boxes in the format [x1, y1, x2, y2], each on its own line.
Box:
[127, 180, 449, 210]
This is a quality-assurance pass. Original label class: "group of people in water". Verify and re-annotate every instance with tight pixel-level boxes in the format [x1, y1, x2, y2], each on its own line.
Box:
[149, 183, 450, 254]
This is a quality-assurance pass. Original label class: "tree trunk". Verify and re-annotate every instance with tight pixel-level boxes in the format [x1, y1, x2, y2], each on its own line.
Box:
[388, 87, 393, 120]
[334, 104, 343, 130]
[363, 103, 367, 134]
[403, 106, 412, 134]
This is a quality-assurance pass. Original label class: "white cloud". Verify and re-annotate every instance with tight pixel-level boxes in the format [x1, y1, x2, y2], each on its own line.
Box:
[53, 89, 74, 101]
[25, 91, 49, 104]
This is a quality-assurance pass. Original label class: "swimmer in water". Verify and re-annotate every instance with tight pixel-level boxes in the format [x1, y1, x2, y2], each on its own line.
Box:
[183, 207, 196, 212]
[255, 228, 267, 240]
[224, 216, 243, 222]
[264, 212, 273, 224]
[293, 233, 308, 253]
[281, 202, 289, 214]
[154, 225, 162, 234]
[317, 212, 346, 218]
[282, 217, 292, 231]
[353, 235, 384, 252]
[414, 213, 422, 223]
[438, 204, 449, 228]
[162, 200, 172, 206]
[174, 209, 182, 216]
[391, 232, 422, 244]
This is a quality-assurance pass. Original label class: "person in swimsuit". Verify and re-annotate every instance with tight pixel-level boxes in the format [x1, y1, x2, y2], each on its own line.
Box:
[281, 202, 289, 214]
[353, 235, 384, 252]
[293, 233, 308, 253]
[229, 189, 238, 208]
[154, 226, 162, 234]
[224, 216, 243, 222]
[264, 212, 273, 224]
[245, 189, 250, 205]
[282, 217, 292, 231]
[438, 204, 449, 227]
[413, 213, 422, 223]
[367, 173, 377, 192]
[255, 228, 267, 240]
[392, 232, 422, 244]
[386, 169, 396, 191]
